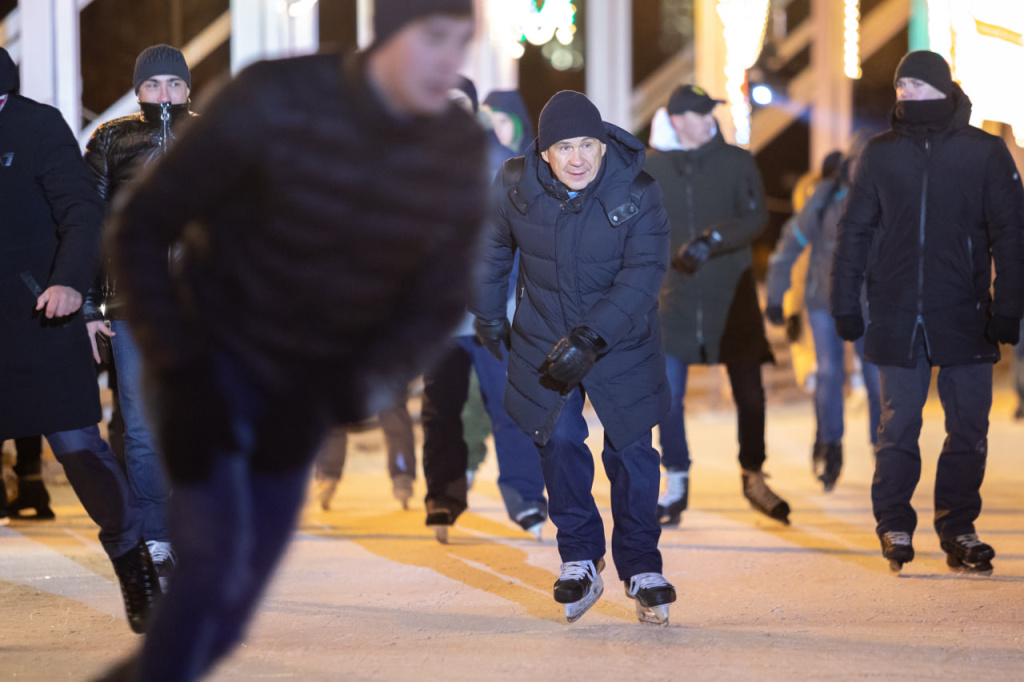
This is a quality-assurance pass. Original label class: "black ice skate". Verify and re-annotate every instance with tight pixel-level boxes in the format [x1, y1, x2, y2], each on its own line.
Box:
[741, 470, 790, 524]
[515, 507, 546, 541]
[880, 530, 914, 573]
[554, 558, 605, 623]
[623, 572, 676, 626]
[657, 470, 689, 527]
[812, 442, 843, 492]
[941, 533, 994, 574]
[426, 509, 453, 544]
[111, 539, 162, 634]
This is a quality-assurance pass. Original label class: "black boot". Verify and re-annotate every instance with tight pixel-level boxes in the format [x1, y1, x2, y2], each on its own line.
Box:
[111, 539, 162, 634]
[8, 477, 55, 519]
[819, 443, 843, 492]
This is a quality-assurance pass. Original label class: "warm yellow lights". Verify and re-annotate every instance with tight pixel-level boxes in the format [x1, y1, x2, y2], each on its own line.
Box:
[717, 0, 770, 146]
[844, 0, 861, 79]
[489, 0, 577, 60]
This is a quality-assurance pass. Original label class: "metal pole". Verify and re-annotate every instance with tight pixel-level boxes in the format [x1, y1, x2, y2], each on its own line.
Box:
[586, 0, 633, 130]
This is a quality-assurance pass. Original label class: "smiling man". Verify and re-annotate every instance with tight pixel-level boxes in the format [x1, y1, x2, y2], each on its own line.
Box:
[473, 90, 676, 625]
[101, 1, 486, 679]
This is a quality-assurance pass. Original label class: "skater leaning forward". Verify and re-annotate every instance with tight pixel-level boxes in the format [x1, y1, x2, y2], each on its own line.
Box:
[832, 51, 1024, 574]
[472, 91, 677, 625]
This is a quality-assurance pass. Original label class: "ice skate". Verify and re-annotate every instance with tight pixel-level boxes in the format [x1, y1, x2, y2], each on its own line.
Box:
[812, 442, 843, 492]
[657, 470, 689, 527]
[515, 507, 546, 541]
[314, 475, 339, 511]
[426, 509, 453, 544]
[880, 530, 914, 573]
[741, 470, 790, 524]
[392, 474, 414, 511]
[941, 533, 994, 574]
[554, 558, 605, 623]
[623, 572, 676, 626]
[145, 540, 176, 593]
[111, 539, 161, 634]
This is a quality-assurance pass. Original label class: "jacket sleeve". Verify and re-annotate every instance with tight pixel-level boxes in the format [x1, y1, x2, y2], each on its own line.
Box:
[83, 125, 114, 204]
[764, 216, 806, 308]
[37, 108, 105, 296]
[704, 149, 768, 252]
[580, 180, 671, 348]
[831, 148, 880, 318]
[984, 139, 1024, 319]
[470, 177, 518, 322]
[109, 71, 258, 372]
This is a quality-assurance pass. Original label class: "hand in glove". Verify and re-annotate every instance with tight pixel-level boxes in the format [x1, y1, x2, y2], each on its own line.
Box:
[986, 315, 1021, 345]
[834, 313, 864, 342]
[764, 305, 785, 326]
[474, 317, 511, 361]
[785, 314, 802, 343]
[671, 230, 723, 275]
[542, 326, 606, 388]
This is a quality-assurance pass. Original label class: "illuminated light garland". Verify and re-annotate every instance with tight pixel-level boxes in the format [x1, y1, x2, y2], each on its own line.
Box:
[717, 0, 770, 146]
[280, 0, 318, 19]
[488, 0, 577, 60]
[843, 0, 861, 79]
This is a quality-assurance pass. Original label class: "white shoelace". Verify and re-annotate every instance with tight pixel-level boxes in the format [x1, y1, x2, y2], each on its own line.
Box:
[559, 560, 596, 582]
[146, 541, 175, 565]
[628, 572, 671, 596]
[954, 533, 984, 548]
[884, 531, 912, 546]
[658, 472, 688, 506]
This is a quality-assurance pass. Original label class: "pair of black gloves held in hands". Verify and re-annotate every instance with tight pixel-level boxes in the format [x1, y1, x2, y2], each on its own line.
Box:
[474, 317, 606, 389]
[774, 310, 1020, 346]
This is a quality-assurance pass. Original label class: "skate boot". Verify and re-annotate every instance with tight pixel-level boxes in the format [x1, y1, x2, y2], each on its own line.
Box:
[515, 507, 546, 541]
[812, 442, 842, 493]
[314, 475, 340, 511]
[7, 477, 55, 520]
[554, 558, 605, 623]
[392, 474, 414, 511]
[657, 469, 689, 527]
[111, 539, 161, 634]
[426, 509, 453, 544]
[941, 533, 994, 574]
[879, 530, 914, 573]
[146, 540, 176, 593]
[741, 469, 790, 524]
[623, 573, 676, 626]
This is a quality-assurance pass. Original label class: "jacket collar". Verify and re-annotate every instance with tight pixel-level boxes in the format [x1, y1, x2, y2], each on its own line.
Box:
[890, 82, 972, 139]
[139, 100, 193, 124]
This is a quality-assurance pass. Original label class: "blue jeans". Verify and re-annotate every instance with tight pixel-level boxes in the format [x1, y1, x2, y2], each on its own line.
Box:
[45, 425, 142, 558]
[807, 310, 881, 445]
[658, 354, 767, 472]
[539, 387, 661, 580]
[421, 336, 547, 522]
[139, 353, 333, 682]
[110, 319, 170, 542]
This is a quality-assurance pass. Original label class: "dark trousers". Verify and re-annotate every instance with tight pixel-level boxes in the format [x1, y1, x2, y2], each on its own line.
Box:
[421, 336, 546, 523]
[12, 435, 43, 477]
[873, 347, 992, 540]
[659, 354, 767, 472]
[540, 387, 662, 581]
[314, 399, 416, 481]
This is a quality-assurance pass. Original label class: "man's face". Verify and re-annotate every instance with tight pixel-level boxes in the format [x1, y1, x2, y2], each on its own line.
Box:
[670, 111, 715, 149]
[540, 136, 607, 191]
[895, 78, 946, 101]
[370, 15, 475, 116]
[489, 110, 517, 149]
[138, 75, 189, 105]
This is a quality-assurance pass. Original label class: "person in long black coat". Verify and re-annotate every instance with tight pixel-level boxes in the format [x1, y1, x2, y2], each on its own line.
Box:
[472, 91, 677, 626]
[0, 47, 158, 631]
[832, 51, 1024, 573]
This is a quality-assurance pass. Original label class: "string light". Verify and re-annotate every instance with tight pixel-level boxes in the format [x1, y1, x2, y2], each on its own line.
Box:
[717, 0, 770, 146]
[489, 0, 577, 60]
[843, 0, 861, 79]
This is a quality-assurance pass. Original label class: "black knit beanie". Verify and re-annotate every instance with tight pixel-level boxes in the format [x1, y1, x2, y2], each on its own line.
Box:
[537, 91, 608, 150]
[133, 44, 191, 93]
[894, 50, 952, 96]
[0, 47, 19, 95]
[373, 0, 474, 47]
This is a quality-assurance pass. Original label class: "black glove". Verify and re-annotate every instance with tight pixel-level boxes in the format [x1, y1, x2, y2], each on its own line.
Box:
[542, 326, 606, 388]
[764, 305, 785, 326]
[474, 317, 511, 361]
[986, 315, 1021, 345]
[785, 314, 802, 343]
[834, 313, 864, 342]
[671, 230, 723, 275]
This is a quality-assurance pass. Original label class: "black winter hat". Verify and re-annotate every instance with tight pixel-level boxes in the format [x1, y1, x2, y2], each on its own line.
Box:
[0, 47, 19, 95]
[537, 91, 608, 150]
[667, 84, 724, 115]
[373, 0, 474, 48]
[894, 50, 952, 96]
[133, 44, 191, 94]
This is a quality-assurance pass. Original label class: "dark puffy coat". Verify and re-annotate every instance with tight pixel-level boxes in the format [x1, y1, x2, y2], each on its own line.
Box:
[111, 51, 488, 418]
[0, 94, 105, 439]
[644, 128, 772, 364]
[82, 102, 197, 321]
[473, 123, 671, 449]
[832, 85, 1024, 368]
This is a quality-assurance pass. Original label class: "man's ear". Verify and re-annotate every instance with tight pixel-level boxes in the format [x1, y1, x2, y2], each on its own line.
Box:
[540, 149, 549, 164]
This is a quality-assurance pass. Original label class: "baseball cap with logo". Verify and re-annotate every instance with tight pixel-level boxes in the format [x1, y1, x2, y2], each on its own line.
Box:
[667, 85, 725, 116]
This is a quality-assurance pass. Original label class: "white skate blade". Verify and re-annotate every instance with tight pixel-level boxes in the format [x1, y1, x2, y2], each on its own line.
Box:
[635, 601, 670, 626]
[526, 522, 543, 542]
[564, 578, 604, 624]
[433, 526, 449, 544]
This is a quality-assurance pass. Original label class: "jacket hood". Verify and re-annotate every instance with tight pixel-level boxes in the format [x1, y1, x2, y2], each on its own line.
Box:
[527, 121, 646, 202]
[484, 90, 535, 155]
[891, 81, 972, 135]
[0, 47, 19, 95]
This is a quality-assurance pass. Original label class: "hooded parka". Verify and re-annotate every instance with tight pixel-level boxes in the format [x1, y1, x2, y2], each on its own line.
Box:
[473, 123, 672, 449]
[644, 128, 772, 365]
[832, 84, 1024, 368]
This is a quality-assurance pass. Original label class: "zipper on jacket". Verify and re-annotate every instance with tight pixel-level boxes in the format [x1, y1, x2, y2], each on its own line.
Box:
[911, 138, 930, 360]
[160, 102, 171, 154]
[684, 162, 705, 355]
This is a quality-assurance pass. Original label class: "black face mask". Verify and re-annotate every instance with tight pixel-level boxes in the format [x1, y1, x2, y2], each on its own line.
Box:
[895, 96, 955, 130]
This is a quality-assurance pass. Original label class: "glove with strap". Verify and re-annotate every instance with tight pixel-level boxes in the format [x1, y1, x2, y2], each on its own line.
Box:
[542, 326, 606, 389]
[671, 230, 723, 275]
[474, 317, 511, 361]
